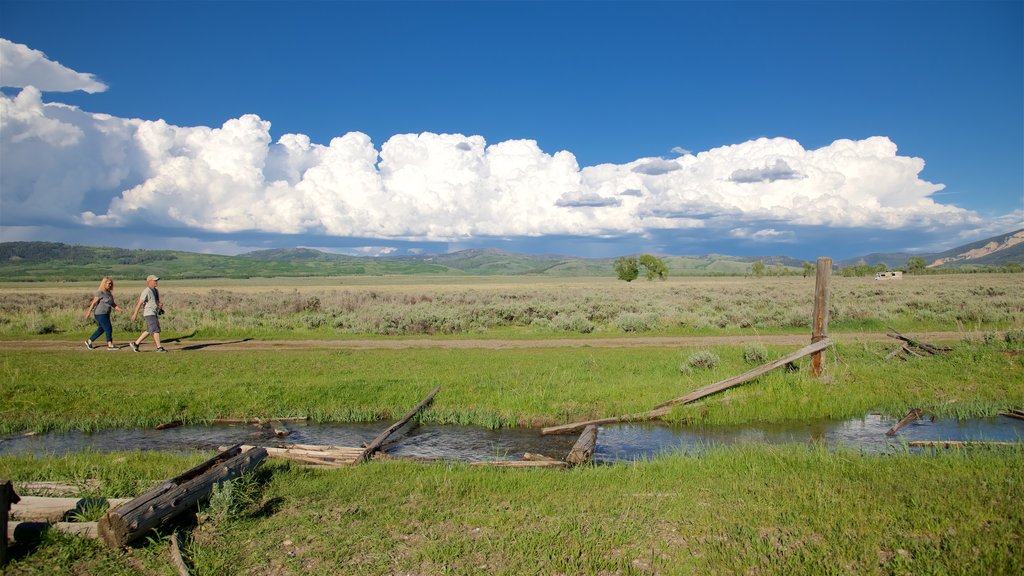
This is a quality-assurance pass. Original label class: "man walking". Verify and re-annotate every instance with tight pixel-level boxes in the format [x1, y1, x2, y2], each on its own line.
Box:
[129, 275, 166, 352]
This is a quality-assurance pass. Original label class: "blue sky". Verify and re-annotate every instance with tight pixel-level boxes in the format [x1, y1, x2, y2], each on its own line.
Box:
[1, 0, 1021, 260]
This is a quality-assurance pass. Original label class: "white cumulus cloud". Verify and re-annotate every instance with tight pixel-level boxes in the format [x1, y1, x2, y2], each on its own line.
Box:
[0, 37, 995, 250]
[0, 38, 108, 93]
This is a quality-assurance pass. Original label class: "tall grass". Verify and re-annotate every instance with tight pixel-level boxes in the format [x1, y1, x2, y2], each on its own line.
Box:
[1, 447, 1020, 574]
[2, 340, 1021, 434]
[1, 274, 1021, 339]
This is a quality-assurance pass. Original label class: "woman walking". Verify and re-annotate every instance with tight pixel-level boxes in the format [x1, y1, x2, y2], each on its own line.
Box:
[84, 276, 123, 350]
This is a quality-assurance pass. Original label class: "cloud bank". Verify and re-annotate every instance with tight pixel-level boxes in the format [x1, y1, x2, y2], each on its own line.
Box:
[0, 37, 1003, 256]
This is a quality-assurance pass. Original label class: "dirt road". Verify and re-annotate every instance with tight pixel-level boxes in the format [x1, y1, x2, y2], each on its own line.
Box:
[0, 332, 972, 351]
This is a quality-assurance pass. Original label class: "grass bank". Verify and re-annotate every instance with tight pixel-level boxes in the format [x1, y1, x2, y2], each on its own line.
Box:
[2, 340, 1021, 434]
[1, 447, 1021, 574]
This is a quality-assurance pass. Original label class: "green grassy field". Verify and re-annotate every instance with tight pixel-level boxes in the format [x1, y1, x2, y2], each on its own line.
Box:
[1, 340, 1022, 435]
[1, 274, 1022, 574]
[1, 448, 1021, 575]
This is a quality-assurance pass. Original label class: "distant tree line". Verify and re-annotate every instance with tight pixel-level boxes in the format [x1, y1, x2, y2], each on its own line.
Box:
[836, 255, 1022, 277]
[0, 242, 177, 265]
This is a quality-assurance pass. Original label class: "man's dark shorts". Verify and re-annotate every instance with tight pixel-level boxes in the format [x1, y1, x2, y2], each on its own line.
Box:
[144, 315, 161, 334]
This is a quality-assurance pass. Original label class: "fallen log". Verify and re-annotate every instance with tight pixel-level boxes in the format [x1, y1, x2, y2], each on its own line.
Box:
[565, 425, 598, 466]
[8, 521, 98, 542]
[541, 407, 672, 436]
[268, 421, 291, 437]
[360, 386, 441, 462]
[261, 446, 363, 467]
[211, 417, 308, 425]
[886, 408, 923, 436]
[14, 480, 100, 496]
[11, 496, 130, 522]
[908, 441, 1018, 448]
[523, 453, 561, 462]
[97, 445, 267, 548]
[886, 329, 952, 355]
[155, 421, 183, 430]
[1000, 409, 1024, 421]
[655, 338, 833, 410]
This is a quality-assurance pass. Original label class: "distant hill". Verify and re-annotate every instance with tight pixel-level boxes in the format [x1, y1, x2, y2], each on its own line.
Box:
[4, 231, 1017, 282]
[837, 229, 1024, 269]
[0, 241, 808, 281]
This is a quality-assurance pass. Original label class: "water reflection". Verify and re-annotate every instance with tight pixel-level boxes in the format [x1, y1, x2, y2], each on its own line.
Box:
[0, 414, 1021, 464]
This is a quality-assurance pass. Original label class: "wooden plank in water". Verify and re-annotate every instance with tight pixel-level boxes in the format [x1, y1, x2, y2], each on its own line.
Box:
[565, 425, 598, 466]
[886, 408, 923, 436]
[1001, 409, 1024, 421]
[541, 407, 671, 436]
[360, 386, 441, 462]
[655, 338, 833, 409]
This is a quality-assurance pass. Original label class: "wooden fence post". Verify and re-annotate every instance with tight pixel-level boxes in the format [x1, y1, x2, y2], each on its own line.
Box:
[811, 257, 832, 377]
[1, 480, 19, 568]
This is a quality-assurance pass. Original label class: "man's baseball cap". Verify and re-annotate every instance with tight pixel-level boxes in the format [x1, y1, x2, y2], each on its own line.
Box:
[147, 275, 160, 281]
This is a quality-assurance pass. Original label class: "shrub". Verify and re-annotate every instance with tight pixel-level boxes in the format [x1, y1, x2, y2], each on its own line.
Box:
[743, 343, 769, 365]
[615, 312, 659, 332]
[687, 350, 720, 370]
[1005, 329, 1024, 347]
[551, 314, 596, 334]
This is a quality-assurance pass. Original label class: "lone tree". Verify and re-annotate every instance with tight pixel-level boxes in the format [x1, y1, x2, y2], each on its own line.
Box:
[751, 260, 766, 277]
[639, 254, 669, 280]
[907, 256, 927, 275]
[614, 256, 640, 282]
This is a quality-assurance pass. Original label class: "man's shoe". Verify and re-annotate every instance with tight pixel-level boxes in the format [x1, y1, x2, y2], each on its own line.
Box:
[129, 342, 139, 352]
[155, 347, 167, 353]
[106, 345, 120, 350]
[84, 340, 93, 350]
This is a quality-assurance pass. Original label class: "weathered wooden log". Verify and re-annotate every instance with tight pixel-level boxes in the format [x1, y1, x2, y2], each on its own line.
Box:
[1001, 410, 1024, 421]
[360, 386, 441, 462]
[541, 407, 672, 436]
[224, 444, 365, 467]
[565, 425, 598, 466]
[886, 329, 952, 354]
[11, 496, 130, 522]
[97, 445, 267, 548]
[886, 408, 923, 436]
[212, 417, 307, 425]
[908, 441, 1018, 448]
[14, 480, 100, 496]
[655, 338, 833, 410]
[8, 520, 98, 542]
[155, 421, 183, 430]
[522, 453, 560, 462]
[885, 346, 906, 360]
[1, 480, 18, 568]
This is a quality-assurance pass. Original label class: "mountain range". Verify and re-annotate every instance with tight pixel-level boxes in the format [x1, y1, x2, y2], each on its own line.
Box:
[834, 228, 1024, 269]
[0, 229, 1020, 281]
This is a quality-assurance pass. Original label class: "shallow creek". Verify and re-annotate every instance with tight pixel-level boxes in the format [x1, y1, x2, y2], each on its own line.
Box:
[2, 415, 1021, 464]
